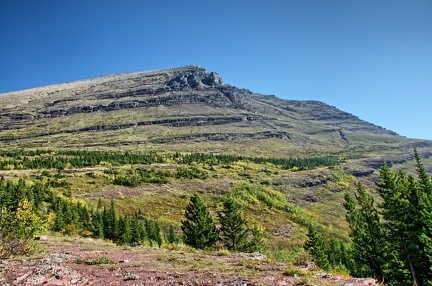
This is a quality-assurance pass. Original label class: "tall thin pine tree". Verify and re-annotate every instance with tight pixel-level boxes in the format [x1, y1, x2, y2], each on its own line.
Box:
[218, 197, 248, 251]
[181, 193, 219, 249]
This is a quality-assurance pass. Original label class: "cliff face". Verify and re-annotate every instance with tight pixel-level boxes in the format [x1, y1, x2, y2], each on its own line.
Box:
[0, 65, 412, 154]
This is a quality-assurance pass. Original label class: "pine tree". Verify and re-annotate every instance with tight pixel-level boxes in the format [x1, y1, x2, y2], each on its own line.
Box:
[377, 152, 432, 285]
[181, 193, 219, 249]
[153, 221, 163, 247]
[91, 209, 104, 239]
[304, 225, 330, 270]
[343, 183, 387, 279]
[121, 216, 132, 244]
[218, 197, 248, 251]
[130, 215, 145, 243]
[166, 225, 177, 244]
[412, 150, 432, 285]
[145, 219, 163, 246]
[102, 201, 119, 241]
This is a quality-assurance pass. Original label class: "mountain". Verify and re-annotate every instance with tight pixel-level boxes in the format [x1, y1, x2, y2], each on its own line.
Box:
[0, 65, 420, 158]
[1, 66, 432, 282]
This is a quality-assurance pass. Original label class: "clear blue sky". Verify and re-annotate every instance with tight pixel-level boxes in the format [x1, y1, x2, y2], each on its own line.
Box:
[1, 1, 431, 139]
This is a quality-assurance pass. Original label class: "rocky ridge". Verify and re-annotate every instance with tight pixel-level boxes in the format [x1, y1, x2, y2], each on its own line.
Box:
[0, 65, 409, 154]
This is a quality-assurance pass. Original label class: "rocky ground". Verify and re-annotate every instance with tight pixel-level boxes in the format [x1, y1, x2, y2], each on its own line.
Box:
[0, 236, 377, 286]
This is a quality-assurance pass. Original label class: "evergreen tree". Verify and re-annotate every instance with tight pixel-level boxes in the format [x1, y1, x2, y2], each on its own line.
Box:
[102, 201, 119, 241]
[328, 237, 343, 266]
[130, 215, 145, 244]
[181, 193, 219, 249]
[153, 220, 163, 247]
[377, 153, 432, 285]
[145, 219, 163, 246]
[343, 183, 387, 279]
[121, 216, 132, 244]
[91, 209, 104, 239]
[304, 225, 330, 270]
[218, 196, 248, 251]
[166, 225, 177, 244]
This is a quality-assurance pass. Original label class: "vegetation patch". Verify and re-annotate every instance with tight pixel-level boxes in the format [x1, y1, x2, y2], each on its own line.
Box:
[76, 256, 116, 265]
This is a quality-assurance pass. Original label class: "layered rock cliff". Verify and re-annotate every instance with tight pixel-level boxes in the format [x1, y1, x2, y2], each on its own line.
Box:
[0, 65, 414, 155]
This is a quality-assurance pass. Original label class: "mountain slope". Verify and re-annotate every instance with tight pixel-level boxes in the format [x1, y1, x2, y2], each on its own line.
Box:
[0, 65, 413, 157]
[1, 66, 432, 273]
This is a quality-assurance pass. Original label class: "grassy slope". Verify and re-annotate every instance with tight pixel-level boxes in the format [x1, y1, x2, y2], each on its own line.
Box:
[1, 146, 424, 251]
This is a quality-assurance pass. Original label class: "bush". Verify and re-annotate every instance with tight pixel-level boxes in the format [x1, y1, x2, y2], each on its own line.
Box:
[0, 199, 48, 258]
[284, 263, 309, 276]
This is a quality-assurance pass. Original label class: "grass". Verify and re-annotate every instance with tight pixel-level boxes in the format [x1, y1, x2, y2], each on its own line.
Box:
[76, 256, 117, 265]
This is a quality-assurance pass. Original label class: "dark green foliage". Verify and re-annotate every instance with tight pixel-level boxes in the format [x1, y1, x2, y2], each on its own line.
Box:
[181, 193, 219, 249]
[341, 150, 432, 285]
[327, 237, 355, 271]
[130, 211, 146, 244]
[218, 197, 248, 251]
[343, 184, 387, 279]
[175, 167, 208, 179]
[376, 151, 432, 285]
[145, 219, 163, 246]
[0, 175, 166, 247]
[111, 168, 169, 186]
[304, 225, 330, 270]
[166, 225, 178, 244]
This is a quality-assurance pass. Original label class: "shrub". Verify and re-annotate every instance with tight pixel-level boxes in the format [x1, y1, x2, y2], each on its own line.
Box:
[284, 263, 309, 276]
[0, 199, 48, 258]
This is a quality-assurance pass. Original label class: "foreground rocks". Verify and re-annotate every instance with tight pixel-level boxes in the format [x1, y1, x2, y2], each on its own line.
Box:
[0, 236, 377, 285]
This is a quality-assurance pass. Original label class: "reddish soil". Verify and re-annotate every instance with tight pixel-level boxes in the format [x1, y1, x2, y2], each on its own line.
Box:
[0, 237, 377, 286]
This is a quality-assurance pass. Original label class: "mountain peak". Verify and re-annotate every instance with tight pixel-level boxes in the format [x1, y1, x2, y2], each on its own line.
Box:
[0, 65, 410, 153]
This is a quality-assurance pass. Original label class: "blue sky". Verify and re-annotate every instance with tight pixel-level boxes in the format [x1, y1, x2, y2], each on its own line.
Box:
[1, 1, 431, 139]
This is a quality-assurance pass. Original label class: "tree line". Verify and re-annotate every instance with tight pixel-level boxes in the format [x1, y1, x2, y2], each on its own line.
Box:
[0, 149, 339, 171]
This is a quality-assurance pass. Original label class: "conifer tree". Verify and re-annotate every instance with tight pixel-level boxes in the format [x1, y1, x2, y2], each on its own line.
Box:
[343, 183, 387, 279]
[181, 193, 219, 249]
[304, 225, 330, 270]
[130, 215, 145, 243]
[102, 201, 119, 241]
[218, 196, 248, 251]
[412, 150, 432, 285]
[377, 153, 432, 285]
[166, 225, 177, 244]
[153, 221, 163, 247]
[145, 219, 163, 246]
[91, 209, 104, 239]
[121, 216, 132, 244]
